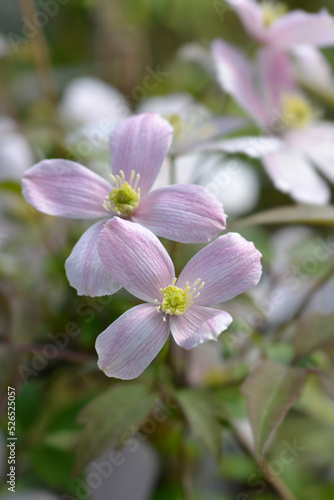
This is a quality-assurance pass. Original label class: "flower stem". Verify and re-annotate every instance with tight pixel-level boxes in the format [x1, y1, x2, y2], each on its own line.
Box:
[169, 154, 176, 185]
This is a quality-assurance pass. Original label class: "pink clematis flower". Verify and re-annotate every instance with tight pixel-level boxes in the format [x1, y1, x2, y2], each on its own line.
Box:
[225, 0, 334, 50]
[95, 217, 262, 380]
[22, 113, 226, 297]
[211, 40, 334, 204]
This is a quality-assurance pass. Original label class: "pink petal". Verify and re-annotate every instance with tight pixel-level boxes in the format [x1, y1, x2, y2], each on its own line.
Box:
[211, 39, 267, 126]
[256, 48, 296, 114]
[65, 219, 121, 297]
[170, 306, 232, 350]
[269, 9, 334, 49]
[133, 184, 226, 243]
[177, 233, 262, 307]
[225, 0, 267, 43]
[97, 217, 175, 303]
[262, 147, 330, 205]
[22, 159, 111, 218]
[96, 304, 170, 379]
[109, 113, 173, 195]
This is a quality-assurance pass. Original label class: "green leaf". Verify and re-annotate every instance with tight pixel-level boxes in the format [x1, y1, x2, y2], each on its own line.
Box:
[74, 383, 156, 475]
[230, 205, 334, 229]
[176, 389, 227, 460]
[241, 361, 306, 458]
[293, 313, 334, 361]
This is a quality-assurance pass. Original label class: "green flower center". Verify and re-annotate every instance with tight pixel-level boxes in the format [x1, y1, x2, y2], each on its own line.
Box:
[156, 278, 205, 317]
[261, 1, 287, 27]
[103, 170, 140, 216]
[281, 94, 317, 129]
[167, 113, 183, 139]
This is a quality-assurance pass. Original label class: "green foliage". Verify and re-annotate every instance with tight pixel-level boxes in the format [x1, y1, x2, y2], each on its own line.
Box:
[74, 383, 157, 474]
[176, 388, 227, 460]
[242, 361, 307, 458]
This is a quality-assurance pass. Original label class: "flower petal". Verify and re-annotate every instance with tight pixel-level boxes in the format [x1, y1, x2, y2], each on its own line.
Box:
[225, 0, 266, 43]
[133, 184, 226, 243]
[292, 46, 333, 87]
[177, 233, 262, 306]
[262, 147, 330, 205]
[109, 113, 173, 195]
[256, 48, 296, 113]
[136, 93, 194, 115]
[22, 159, 111, 218]
[286, 124, 334, 183]
[170, 306, 232, 350]
[269, 9, 334, 49]
[97, 217, 175, 303]
[96, 304, 170, 379]
[65, 219, 121, 297]
[60, 76, 131, 128]
[211, 39, 267, 126]
[172, 115, 248, 155]
[197, 136, 284, 158]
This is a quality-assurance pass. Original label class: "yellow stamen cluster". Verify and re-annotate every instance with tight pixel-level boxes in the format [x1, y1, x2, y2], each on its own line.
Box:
[261, 1, 287, 27]
[156, 278, 205, 319]
[103, 170, 140, 216]
[281, 94, 316, 129]
[167, 113, 183, 139]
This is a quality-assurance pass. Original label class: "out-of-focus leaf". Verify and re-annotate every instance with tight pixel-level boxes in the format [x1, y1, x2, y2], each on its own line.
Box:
[31, 446, 75, 492]
[74, 383, 156, 475]
[296, 376, 334, 428]
[266, 343, 294, 364]
[219, 454, 257, 481]
[293, 313, 334, 361]
[176, 389, 227, 460]
[318, 370, 334, 401]
[241, 361, 306, 458]
[230, 205, 334, 229]
[216, 387, 248, 419]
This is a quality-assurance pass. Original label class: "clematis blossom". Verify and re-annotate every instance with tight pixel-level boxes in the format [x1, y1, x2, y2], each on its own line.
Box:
[137, 92, 246, 156]
[211, 40, 334, 204]
[22, 113, 226, 297]
[224, 0, 334, 50]
[96, 217, 262, 380]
